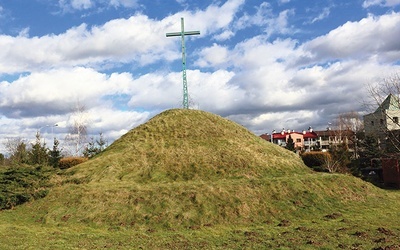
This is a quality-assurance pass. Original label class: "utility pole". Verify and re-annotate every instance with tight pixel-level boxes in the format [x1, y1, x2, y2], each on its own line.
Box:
[166, 17, 200, 109]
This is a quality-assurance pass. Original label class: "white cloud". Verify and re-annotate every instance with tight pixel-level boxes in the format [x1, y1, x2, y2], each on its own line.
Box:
[58, 0, 93, 11]
[188, 0, 245, 36]
[71, 0, 93, 9]
[0, 66, 150, 151]
[109, 0, 138, 8]
[0, 0, 247, 74]
[301, 12, 400, 64]
[196, 43, 230, 68]
[363, 0, 400, 8]
[213, 30, 235, 41]
[0, 0, 400, 152]
[235, 2, 295, 37]
[310, 7, 331, 23]
[0, 67, 133, 117]
[190, 11, 400, 132]
[0, 15, 176, 74]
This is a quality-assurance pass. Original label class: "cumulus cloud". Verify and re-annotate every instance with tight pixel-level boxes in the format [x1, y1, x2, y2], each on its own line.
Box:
[191, 10, 400, 132]
[234, 2, 295, 37]
[186, 0, 245, 38]
[0, 67, 133, 117]
[0, 67, 149, 151]
[0, 15, 180, 74]
[0, 0, 400, 153]
[196, 44, 230, 68]
[0, 0, 247, 74]
[301, 12, 400, 64]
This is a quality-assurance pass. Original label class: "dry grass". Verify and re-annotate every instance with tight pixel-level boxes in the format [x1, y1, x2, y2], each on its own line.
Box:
[66, 109, 309, 184]
[1, 108, 400, 249]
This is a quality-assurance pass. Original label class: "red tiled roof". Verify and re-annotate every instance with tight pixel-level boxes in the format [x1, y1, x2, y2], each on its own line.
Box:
[303, 131, 318, 139]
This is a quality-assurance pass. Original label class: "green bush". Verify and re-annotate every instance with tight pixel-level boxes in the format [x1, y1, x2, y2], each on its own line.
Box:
[0, 165, 53, 210]
[59, 157, 88, 169]
[301, 152, 330, 172]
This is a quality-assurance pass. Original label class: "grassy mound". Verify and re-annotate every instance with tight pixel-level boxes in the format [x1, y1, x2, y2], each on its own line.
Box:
[1, 108, 399, 249]
[66, 108, 310, 183]
[36, 109, 317, 228]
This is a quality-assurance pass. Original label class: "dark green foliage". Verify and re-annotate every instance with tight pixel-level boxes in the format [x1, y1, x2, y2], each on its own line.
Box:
[357, 135, 384, 169]
[329, 142, 352, 173]
[83, 133, 107, 158]
[360, 135, 383, 158]
[351, 135, 385, 185]
[0, 165, 53, 210]
[29, 133, 49, 165]
[301, 151, 329, 172]
[83, 138, 100, 158]
[59, 157, 88, 169]
[0, 153, 5, 166]
[285, 134, 295, 151]
[301, 143, 352, 173]
[49, 138, 62, 168]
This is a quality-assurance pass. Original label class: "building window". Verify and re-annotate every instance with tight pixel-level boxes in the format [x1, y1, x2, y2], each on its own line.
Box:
[371, 121, 374, 126]
[394, 117, 399, 124]
[380, 119, 384, 125]
[296, 138, 301, 143]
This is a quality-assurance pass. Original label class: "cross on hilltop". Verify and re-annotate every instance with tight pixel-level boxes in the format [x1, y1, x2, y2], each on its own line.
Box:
[166, 18, 200, 109]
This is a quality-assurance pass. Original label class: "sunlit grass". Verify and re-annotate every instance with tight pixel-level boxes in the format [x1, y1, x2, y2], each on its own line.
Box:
[0, 109, 399, 249]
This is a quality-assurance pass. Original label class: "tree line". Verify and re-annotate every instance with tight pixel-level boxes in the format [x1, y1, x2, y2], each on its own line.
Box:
[1, 132, 107, 168]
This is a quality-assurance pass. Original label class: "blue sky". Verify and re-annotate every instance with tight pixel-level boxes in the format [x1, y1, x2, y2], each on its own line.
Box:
[0, 0, 399, 154]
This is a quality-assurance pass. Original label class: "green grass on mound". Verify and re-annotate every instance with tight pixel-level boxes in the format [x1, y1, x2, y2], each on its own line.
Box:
[66, 109, 310, 184]
[1, 173, 399, 249]
[0, 108, 399, 249]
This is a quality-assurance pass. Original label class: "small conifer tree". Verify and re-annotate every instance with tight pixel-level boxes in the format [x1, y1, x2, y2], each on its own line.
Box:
[286, 134, 295, 152]
[49, 138, 62, 168]
[29, 133, 49, 165]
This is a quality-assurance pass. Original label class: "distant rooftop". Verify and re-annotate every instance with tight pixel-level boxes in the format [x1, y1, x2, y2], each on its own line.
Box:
[375, 94, 400, 112]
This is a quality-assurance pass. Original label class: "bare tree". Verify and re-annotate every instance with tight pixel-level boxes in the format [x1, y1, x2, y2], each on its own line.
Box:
[365, 73, 400, 153]
[331, 111, 364, 158]
[4, 137, 25, 157]
[366, 73, 400, 110]
[334, 111, 364, 134]
[64, 101, 90, 156]
[3, 137, 30, 165]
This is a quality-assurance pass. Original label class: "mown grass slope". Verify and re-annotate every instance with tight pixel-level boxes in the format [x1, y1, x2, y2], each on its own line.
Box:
[0, 108, 399, 249]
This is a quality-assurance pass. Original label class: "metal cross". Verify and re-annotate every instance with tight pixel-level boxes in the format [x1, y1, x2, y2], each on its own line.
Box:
[166, 17, 200, 109]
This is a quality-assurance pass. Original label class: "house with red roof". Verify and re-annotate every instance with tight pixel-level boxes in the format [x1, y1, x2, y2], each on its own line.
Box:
[260, 127, 318, 152]
[260, 127, 353, 152]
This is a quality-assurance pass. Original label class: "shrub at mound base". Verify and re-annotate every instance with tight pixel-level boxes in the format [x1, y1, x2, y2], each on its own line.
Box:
[59, 157, 88, 169]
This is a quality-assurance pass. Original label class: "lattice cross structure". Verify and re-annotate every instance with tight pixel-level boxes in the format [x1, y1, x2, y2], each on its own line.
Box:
[166, 18, 200, 109]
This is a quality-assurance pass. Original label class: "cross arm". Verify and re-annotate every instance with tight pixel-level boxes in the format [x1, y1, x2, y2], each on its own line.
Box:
[166, 31, 200, 37]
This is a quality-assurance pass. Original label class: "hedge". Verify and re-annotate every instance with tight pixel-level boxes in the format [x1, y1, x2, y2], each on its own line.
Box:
[301, 151, 330, 172]
[58, 157, 88, 169]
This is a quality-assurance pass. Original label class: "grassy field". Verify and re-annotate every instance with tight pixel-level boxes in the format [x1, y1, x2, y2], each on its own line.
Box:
[0, 109, 399, 249]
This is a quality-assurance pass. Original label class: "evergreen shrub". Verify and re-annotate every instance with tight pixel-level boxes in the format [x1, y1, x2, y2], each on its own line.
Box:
[0, 165, 52, 210]
[301, 151, 330, 172]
